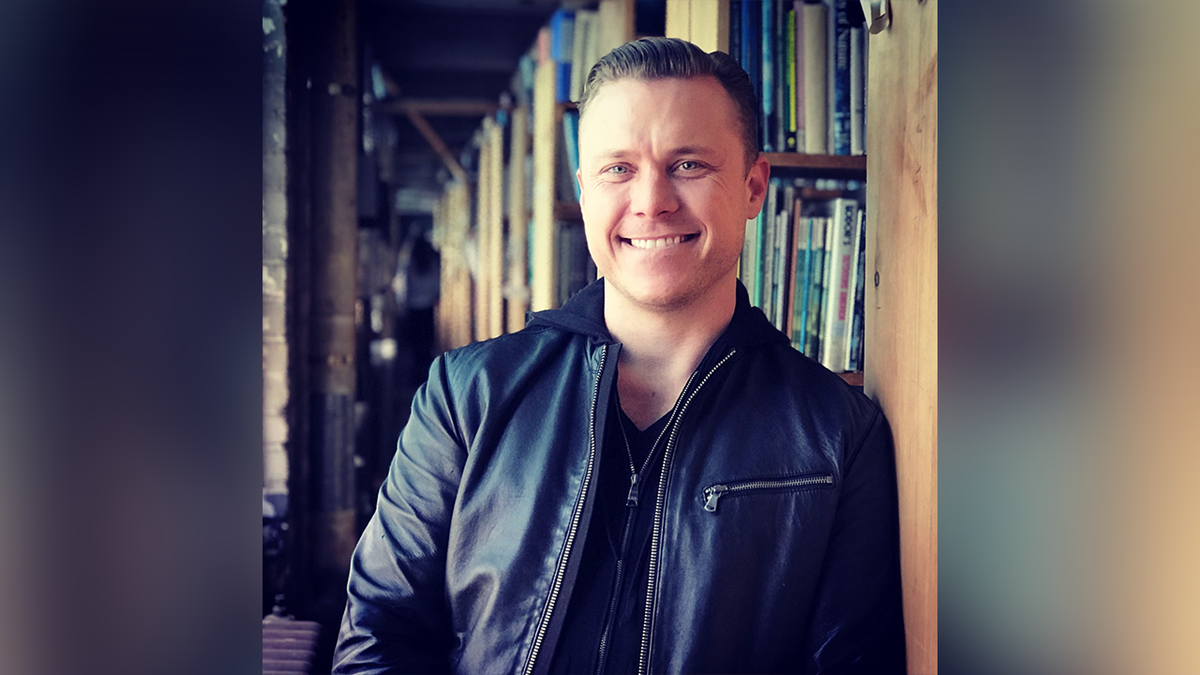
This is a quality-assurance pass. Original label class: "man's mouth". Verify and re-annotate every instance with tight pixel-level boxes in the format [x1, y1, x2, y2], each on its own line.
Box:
[622, 234, 699, 250]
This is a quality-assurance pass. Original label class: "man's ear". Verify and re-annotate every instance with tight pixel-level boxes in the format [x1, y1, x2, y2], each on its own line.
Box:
[744, 155, 771, 219]
[576, 169, 585, 209]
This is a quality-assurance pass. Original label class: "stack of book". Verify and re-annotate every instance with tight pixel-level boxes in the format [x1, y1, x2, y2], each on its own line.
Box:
[741, 178, 867, 373]
[731, 0, 868, 156]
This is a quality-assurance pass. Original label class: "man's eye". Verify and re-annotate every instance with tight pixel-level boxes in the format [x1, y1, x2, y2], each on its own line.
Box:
[603, 165, 627, 175]
[677, 161, 701, 171]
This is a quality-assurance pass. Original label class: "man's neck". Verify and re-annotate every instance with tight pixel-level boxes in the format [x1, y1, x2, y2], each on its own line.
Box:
[605, 278, 736, 430]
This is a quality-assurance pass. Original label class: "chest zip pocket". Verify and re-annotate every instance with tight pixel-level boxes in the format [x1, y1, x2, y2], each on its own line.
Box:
[702, 473, 835, 513]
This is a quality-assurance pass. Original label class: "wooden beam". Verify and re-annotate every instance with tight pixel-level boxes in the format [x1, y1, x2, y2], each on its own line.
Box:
[404, 109, 468, 183]
[382, 99, 499, 117]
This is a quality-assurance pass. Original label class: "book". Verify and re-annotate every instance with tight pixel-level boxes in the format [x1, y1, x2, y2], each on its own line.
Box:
[561, 110, 581, 201]
[740, 215, 757, 296]
[761, 0, 775, 152]
[818, 197, 858, 370]
[845, 207, 867, 371]
[785, 6, 799, 151]
[829, 0, 852, 155]
[550, 9, 575, 103]
[753, 210, 766, 306]
[741, 0, 761, 148]
[774, 0, 788, 154]
[774, 182, 796, 329]
[791, 214, 814, 351]
[804, 215, 827, 357]
[802, 1, 828, 154]
[760, 178, 780, 317]
[569, 10, 594, 102]
[850, 26, 865, 155]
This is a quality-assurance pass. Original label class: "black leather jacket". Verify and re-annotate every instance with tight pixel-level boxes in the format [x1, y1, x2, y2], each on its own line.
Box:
[333, 280, 906, 674]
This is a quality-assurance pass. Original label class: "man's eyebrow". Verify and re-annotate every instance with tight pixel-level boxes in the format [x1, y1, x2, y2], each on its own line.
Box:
[669, 145, 720, 157]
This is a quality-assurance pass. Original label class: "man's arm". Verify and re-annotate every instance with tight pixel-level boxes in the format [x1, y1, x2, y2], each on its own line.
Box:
[332, 356, 466, 674]
[803, 407, 908, 674]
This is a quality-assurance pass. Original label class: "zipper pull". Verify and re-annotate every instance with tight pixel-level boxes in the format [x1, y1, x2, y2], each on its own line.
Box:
[627, 472, 640, 507]
[702, 485, 729, 513]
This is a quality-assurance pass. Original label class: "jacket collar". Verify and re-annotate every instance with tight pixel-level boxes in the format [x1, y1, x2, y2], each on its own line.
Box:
[525, 278, 788, 351]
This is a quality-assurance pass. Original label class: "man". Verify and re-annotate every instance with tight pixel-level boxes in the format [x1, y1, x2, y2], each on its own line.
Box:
[333, 37, 905, 674]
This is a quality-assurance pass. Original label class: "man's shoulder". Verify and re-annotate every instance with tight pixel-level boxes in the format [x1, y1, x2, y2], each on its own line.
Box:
[437, 322, 598, 383]
[740, 341, 881, 422]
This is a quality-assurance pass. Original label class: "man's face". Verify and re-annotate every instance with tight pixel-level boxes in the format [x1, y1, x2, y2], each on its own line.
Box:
[577, 76, 769, 312]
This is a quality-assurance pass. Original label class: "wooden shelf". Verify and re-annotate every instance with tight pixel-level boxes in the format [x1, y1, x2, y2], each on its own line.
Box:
[837, 371, 864, 387]
[763, 152, 866, 177]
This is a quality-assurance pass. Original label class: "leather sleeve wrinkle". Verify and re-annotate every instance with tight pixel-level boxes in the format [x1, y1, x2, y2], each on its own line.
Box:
[801, 403, 907, 674]
[332, 353, 466, 674]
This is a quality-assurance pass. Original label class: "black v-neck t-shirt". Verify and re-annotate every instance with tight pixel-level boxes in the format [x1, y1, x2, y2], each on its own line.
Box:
[547, 394, 673, 674]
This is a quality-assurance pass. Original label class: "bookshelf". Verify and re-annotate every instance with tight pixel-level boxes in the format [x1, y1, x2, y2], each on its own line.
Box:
[667, 2, 938, 673]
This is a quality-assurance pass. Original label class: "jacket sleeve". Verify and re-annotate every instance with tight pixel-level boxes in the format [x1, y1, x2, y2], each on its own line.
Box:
[332, 355, 467, 674]
[803, 406, 908, 674]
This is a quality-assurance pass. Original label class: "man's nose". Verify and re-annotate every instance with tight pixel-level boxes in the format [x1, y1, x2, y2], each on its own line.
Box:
[629, 169, 679, 218]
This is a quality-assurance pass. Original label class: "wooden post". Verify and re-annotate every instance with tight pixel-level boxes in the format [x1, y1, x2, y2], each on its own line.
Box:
[864, 1, 938, 673]
[308, 0, 358, 609]
[487, 118, 505, 338]
[506, 105, 530, 331]
[531, 59, 558, 311]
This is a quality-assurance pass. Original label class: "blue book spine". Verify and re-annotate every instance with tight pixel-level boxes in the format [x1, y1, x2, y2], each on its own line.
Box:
[551, 9, 576, 103]
[741, 0, 761, 148]
[796, 217, 813, 352]
[563, 111, 581, 201]
[761, 0, 775, 152]
[831, 0, 852, 155]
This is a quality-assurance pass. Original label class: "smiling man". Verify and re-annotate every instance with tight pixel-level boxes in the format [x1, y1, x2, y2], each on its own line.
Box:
[333, 38, 906, 675]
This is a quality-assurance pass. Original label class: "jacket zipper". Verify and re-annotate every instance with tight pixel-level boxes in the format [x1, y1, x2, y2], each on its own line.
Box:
[522, 344, 609, 675]
[593, 503, 634, 674]
[594, 392, 677, 674]
[701, 473, 835, 513]
[640, 349, 737, 675]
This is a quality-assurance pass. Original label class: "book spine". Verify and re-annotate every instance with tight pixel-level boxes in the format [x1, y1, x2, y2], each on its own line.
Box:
[802, 2, 828, 154]
[794, 215, 813, 352]
[753, 210, 766, 306]
[562, 110, 581, 201]
[785, 7, 798, 152]
[830, 0, 852, 155]
[761, 178, 780, 315]
[761, 0, 775, 153]
[775, 184, 796, 330]
[742, 0, 761, 149]
[850, 26, 865, 155]
[805, 216, 827, 357]
[741, 215, 757, 295]
[819, 198, 857, 370]
[841, 203, 863, 370]
[551, 9, 576, 103]
[774, 0, 787, 154]
[793, 2, 806, 152]
[846, 208, 867, 371]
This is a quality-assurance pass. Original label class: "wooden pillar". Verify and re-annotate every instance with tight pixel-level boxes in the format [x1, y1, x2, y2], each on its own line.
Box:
[863, 1, 938, 673]
[308, 0, 358, 609]
[506, 105, 530, 331]
[531, 59, 558, 311]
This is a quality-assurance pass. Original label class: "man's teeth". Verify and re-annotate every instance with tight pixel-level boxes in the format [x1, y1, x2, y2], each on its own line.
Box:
[628, 235, 687, 250]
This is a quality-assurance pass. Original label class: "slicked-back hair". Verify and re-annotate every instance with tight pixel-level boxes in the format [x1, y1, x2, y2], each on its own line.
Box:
[577, 36, 760, 172]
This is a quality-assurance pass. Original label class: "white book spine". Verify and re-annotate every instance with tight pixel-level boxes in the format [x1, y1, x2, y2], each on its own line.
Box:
[802, 2, 828, 154]
[819, 198, 858, 371]
[850, 27, 865, 155]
